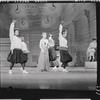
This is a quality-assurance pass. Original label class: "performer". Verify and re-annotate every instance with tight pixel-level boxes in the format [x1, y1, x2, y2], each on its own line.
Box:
[7, 20, 28, 74]
[37, 32, 50, 72]
[58, 24, 72, 72]
[86, 37, 97, 61]
[51, 51, 62, 72]
[20, 37, 30, 70]
[48, 34, 57, 70]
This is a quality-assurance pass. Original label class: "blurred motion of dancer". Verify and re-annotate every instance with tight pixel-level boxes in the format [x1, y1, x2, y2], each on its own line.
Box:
[7, 20, 28, 74]
[48, 34, 57, 71]
[37, 32, 50, 72]
[20, 37, 30, 70]
[58, 24, 72, 72]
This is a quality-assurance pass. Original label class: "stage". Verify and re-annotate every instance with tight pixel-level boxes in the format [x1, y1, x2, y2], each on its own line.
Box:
[0, 67, 97, 90]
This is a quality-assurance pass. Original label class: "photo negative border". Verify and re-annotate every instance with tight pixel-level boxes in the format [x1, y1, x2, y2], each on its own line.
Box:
[0, 1, 100, 100]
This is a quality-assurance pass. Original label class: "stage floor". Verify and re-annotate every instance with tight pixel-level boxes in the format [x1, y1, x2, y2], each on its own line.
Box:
[0, 67, 97, 90]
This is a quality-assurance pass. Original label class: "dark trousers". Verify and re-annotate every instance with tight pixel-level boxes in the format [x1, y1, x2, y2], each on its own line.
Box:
[7, 49, 28, 70]
[60, 50, 72, 68]
[10, 63, 25, 70]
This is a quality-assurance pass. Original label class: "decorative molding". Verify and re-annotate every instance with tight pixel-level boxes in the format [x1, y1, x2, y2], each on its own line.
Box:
[21, 19, 25, 25]
[49, 3, 56, 11]
[52, 3, 56, 8]
[84, 9, 90, 20]
[84, 9, 91, 42]
[45, 16, 50, 24]
[66, 24, 70, 30]
[15, 4, 21, 14]
[72, 20, 77, 28]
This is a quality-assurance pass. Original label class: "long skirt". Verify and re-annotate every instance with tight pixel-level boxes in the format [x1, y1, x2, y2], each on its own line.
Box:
[48, 47, 57, 61]
[37, 48, 50, 71]
[7, 49, 28, 64]
[60, 49, 72, 64]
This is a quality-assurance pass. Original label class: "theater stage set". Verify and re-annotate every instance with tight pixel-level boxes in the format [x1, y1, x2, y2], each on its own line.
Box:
[0, 3, 97, 90]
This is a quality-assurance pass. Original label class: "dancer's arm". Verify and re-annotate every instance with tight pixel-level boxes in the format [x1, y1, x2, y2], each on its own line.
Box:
[22, 42, 30, 53]
[24, 42, 30, 53]
[48, 40, 50, 48]
[53, 39, 55, 46]
[59, 24, 63, 39]
[39, 39, 44, 53]
[48, 34, 51, 48]
[9, 20, 16, 53]
[25, 44, 30, 53]
[9, 20, 16, 39]
[46, 39, 49, 48]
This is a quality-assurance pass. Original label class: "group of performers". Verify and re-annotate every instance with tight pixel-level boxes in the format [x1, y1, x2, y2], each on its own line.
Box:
[7, 20, 73, 74]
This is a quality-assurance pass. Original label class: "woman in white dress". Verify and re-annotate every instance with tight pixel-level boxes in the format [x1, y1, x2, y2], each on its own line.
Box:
[37, 32, 50, 72]
[7, 20, 28, 74]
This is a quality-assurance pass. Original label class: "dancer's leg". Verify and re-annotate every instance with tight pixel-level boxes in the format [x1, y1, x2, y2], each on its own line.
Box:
[10, 63, 14, 70]
[21, 63, 25, 70]
[21, 63, 28, 74]
[9, 63, 14, 74]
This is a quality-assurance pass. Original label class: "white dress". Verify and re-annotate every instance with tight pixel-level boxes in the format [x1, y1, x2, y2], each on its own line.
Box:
[37, 38, 50, 71]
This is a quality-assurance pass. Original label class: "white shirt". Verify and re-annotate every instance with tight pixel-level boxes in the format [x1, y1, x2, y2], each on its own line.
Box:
[86, 41, 97, 58]
[87, 41, 97, 52]
[48, 37, 55, 47]
[88, 41, 97, 50]
[9, 22, 22, 50]
[59, 32, 68, 48]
